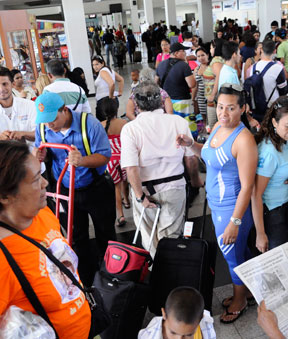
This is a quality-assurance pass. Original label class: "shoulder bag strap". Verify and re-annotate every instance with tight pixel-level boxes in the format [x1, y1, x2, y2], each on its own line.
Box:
[0, 221, 85, 293]
[72, 86, 82, 111]
[40, 123, 46, 143]
[0, 241, 59, 338]
[80, 112, 91, 156]
[160, 58, 181, 88]
[260, 62, 277, 105]
[80, 112, 102, 180]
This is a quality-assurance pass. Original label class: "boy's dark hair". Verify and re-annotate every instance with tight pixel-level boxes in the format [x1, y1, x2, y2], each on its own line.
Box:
[271, 20, 279, 27]
[0, 67, 13, 82]
[222, 41, 239, 61]
[11, 69, 21, 81]
[182, 31, 193, 40]
[46, 59, 65, 76]
[165, 287, 204, 325]
[131, 69, 140, 74]
[262, 39, 275, 55]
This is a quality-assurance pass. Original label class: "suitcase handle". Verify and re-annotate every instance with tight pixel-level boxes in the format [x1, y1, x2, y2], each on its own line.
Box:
[132, 202, 161, 251]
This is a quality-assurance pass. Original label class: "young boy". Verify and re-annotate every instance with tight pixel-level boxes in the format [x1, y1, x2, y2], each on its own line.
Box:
[138, 287, 216, 339]
[130, 69, 140, 92]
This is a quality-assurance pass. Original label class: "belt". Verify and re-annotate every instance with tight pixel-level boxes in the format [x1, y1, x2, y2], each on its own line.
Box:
[142, 173, 184, 195]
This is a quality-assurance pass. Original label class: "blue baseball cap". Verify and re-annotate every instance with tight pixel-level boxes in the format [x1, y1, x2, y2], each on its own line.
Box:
[35, 92, 65, 124]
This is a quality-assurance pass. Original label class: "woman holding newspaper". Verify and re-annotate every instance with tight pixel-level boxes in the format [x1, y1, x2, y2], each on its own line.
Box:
[176, 83, 258, 324]
[252, 96, 288, 252]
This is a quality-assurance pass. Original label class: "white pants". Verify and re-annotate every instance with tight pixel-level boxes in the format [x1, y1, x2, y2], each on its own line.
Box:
[132, 188, 186, 257]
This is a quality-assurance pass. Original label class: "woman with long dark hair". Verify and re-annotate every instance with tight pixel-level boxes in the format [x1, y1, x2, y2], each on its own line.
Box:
[100, 98, 130, 227]
[203, 39, 224, 132]
[155, 38, 170, 68]
[252, 95, 288, 252]
[92, 55, 124, 121]
[192, 47, 209, 123]
[176, 83, 258, 324]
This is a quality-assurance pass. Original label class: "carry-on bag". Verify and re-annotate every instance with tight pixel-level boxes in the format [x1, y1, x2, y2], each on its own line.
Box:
[133, 50, 142, 62]
[149, 197, 217, 314]
[94, 203, 161, 339]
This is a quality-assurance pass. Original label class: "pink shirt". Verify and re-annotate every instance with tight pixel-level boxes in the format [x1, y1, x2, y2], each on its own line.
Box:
[156, 53, 170, 62]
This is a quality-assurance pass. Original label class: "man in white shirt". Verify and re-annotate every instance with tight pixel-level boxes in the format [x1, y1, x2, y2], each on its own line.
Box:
[44, 59, 91, 113]
[249, 40, 287, 109]
[0, 67, 36, 142]
[121, 82, 201, 257]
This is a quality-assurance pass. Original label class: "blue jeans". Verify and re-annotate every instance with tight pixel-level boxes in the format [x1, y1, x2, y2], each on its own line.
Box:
[105, 44, 114, 67]
[264, 202, 288, 250]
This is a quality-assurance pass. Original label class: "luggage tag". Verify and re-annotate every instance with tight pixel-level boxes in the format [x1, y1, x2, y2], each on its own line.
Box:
[183, 221, 194, 237]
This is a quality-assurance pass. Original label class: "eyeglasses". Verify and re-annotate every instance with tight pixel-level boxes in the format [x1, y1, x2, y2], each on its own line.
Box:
[220, 83, 243, 92]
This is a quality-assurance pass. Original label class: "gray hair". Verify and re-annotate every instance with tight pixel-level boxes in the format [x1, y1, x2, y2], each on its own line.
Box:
[139, 67, 156, 82]
[134, 81, 161, 112]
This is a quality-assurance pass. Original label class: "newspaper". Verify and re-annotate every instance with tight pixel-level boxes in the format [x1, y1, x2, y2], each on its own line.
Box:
[234, 242, 288, 337]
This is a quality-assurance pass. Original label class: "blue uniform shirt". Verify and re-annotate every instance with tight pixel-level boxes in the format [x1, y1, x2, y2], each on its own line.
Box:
[35, 110, 111, 188]
[257, 139, 288, 210]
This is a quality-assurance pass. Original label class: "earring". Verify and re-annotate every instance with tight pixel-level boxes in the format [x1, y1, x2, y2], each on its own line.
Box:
[274, 127, 277, 134]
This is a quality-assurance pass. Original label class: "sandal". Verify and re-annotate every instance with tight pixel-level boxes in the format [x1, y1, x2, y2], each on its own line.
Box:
[116, 216, 126, 227]
[220, 305, 248, 324]
[122, 198, 130, 209]
[221, 296, 256, 308]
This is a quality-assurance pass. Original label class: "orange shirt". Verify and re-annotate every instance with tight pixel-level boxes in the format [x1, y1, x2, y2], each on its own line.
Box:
[0, 207, 91, 339]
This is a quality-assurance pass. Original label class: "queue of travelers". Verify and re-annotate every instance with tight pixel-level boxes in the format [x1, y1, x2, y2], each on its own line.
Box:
[1, 16, 288, 339]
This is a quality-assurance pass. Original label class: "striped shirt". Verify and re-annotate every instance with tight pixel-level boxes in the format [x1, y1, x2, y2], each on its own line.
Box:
[44, 78, 91, 113]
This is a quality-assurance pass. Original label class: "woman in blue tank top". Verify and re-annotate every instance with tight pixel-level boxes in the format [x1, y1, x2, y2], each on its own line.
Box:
[176, 83, 258, 324]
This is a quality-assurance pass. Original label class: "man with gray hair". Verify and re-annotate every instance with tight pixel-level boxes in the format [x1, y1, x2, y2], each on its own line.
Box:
[121, 81, 198, 256]
[44, 59, 91, 113]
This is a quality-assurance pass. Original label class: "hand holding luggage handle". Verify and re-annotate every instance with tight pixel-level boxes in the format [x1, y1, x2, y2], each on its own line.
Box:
[39, 143, 75, 246]
[132, 202, 161, 251]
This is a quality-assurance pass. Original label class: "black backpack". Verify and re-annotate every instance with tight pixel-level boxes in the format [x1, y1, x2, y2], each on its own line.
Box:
[243, 61, 277, 122]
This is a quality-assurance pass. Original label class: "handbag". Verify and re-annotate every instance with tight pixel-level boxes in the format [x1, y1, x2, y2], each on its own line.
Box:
[102, 240, 152, 282]
[0, 221, 111, 339]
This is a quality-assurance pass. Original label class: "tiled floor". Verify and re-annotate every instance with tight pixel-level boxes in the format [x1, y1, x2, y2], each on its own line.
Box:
[88, 46, 269, 338]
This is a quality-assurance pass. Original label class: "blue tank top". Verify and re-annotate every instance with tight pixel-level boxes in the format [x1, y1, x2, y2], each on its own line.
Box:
[201, 122, 245, 210]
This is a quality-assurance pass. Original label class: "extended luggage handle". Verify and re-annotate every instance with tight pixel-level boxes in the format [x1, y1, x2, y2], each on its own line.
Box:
[132, 202, 161, 252]
[39, 143, 75, 246]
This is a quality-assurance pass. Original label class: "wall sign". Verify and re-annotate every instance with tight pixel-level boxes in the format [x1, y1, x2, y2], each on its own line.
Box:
[223, 0, 238, 11]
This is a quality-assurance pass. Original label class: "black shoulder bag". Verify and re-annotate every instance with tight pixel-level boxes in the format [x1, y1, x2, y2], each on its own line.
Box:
[0, 221, 111, 339]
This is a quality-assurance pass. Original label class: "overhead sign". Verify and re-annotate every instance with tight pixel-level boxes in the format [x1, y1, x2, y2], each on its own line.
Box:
[223, 0, 238, 10]
[239, 0, 256, 9]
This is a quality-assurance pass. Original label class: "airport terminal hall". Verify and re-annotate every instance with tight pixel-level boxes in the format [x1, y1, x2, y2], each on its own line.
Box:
[1, 0, 288, 338]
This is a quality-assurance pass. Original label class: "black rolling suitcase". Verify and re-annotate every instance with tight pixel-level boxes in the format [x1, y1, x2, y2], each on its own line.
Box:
[149, 197, 217, 315]
[133, 50, 142, 62]
[94, 204, 161, 339]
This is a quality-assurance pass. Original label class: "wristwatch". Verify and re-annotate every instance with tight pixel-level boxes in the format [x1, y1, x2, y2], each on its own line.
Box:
[136, 192, 146, 203]
[230, 217, 242, 226]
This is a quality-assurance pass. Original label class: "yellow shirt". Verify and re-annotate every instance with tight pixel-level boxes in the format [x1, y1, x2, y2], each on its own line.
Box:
[194, 325, 202, 339]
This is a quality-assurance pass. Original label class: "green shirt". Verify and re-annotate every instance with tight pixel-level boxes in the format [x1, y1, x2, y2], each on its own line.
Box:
[277, 40, 288, 72]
